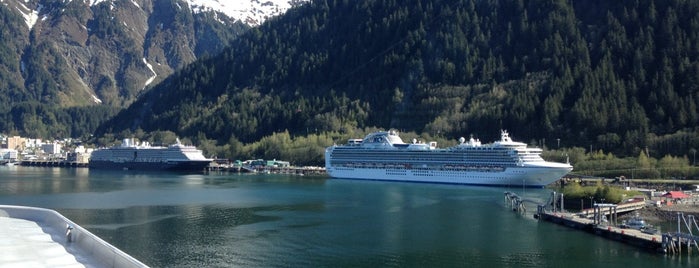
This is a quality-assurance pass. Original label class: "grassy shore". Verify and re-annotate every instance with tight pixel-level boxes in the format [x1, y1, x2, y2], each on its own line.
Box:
[555, 176, 699, 224]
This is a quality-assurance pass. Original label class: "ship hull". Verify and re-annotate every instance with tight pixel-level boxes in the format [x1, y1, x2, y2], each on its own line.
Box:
[89, 160, 211, 171]
[325, 166, 571, 187]
[324, 130, 573, 187]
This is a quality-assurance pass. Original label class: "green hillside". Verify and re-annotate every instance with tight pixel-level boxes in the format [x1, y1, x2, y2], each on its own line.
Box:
[99, 0, 699, 162]
[0, 0, 248, 139]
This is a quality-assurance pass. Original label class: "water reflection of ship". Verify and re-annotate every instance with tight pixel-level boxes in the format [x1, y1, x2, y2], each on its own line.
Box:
[211, 159, 326, 176]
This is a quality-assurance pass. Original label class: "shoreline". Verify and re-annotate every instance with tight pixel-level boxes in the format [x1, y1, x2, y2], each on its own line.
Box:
[557, 177, 699, 224]
[631, 204, 699, 223]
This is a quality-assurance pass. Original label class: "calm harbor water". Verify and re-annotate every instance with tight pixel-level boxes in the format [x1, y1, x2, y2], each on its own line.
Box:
[0, 166, 694, 267]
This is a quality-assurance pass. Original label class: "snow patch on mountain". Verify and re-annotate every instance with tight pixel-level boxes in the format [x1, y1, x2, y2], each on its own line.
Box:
[142, 57, 157, 90]
[92, 95, 103, 104]
[9, 0, 306, 29]
[12, 1, 41, 29]
[185, 0, 306, 26]
[87, 0, 306, 26]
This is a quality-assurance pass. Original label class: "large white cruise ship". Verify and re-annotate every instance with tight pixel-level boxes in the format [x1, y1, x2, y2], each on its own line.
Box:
[324, 130, 573, 187]
[89, 138, 212, 171]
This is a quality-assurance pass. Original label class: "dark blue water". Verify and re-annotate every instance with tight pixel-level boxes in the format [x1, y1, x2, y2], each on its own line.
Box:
[0, 166, 694, 267]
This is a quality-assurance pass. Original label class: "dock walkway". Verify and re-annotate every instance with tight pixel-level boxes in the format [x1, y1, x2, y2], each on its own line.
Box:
[579, 200, 646, 216]
[537, 210, 663, 252]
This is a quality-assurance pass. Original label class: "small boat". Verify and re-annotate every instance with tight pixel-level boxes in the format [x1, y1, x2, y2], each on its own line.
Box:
[641, 226, 659, 235]
[620, 213, 647, 230]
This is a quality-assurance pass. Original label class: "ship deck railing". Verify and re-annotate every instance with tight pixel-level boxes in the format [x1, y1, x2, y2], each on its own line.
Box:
[0, 205, 148, 267]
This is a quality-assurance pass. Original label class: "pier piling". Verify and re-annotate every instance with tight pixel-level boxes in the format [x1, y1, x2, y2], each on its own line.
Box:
[504, 192, 526, 214]
[661, 213, 699, 255]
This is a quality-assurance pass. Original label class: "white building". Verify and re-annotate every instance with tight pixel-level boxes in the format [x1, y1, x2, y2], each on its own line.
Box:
[74, 145, 86, 154]
[41, 143, 62, 155]
[0, 149, 18, 161]
[25, 138, 43, 148]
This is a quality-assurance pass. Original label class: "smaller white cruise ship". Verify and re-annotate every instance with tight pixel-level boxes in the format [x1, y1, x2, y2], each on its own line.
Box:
[89, 138, 212, 171]
[324, 130, 573, 187]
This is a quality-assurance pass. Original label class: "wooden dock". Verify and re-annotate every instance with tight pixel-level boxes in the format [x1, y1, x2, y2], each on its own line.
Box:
[536, 210, 664, 252]
[516, 191, 699, 255]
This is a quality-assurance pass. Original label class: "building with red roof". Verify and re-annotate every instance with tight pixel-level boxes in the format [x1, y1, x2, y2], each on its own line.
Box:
[662, 191, 690, 199]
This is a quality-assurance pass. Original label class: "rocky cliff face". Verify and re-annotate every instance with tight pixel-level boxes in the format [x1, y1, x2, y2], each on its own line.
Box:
[0, 0, 304, 107]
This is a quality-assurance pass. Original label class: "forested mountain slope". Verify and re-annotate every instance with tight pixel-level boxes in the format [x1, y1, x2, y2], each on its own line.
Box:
[0, 0, 305, 138]
[101, 0, 699, 158]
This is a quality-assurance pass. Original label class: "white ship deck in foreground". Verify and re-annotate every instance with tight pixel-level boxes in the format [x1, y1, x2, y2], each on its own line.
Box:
[0, 205, 147, 267]
[325, 130, 573, 187]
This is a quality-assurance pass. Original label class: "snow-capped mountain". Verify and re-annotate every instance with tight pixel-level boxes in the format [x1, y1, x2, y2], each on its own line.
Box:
[81, 0, 306, 26]
[0, 0, 307, 108]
